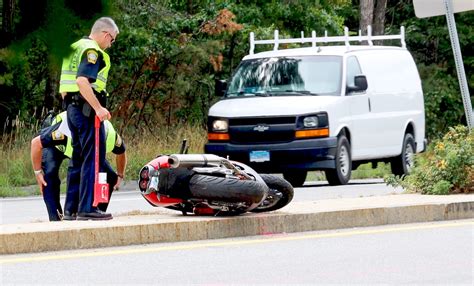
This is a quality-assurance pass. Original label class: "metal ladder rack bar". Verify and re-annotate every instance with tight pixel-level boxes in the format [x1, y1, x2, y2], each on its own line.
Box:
[249, 26, 406, 55]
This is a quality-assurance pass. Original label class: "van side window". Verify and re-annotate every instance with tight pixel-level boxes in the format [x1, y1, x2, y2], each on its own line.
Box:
[346, 56, 362, 88]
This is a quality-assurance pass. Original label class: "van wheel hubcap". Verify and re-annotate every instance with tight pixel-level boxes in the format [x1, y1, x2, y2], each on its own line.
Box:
[339, 145, 350, 176]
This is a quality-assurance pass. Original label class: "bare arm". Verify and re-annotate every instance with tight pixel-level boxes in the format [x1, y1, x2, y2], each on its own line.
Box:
[113, 152, 127, 190]
[30, 136, 47, 192]
[76, 76, 111, 121]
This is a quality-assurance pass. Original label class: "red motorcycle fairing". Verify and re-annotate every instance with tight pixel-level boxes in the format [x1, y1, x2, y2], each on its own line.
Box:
[142, 192, 183, 207]
[148, 156, 170, 170]
[139, 155, 184, 207]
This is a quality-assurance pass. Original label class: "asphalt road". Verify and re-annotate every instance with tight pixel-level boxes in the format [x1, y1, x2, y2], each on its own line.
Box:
[2, 220, 472, 284]
[0, 178, 402, 224]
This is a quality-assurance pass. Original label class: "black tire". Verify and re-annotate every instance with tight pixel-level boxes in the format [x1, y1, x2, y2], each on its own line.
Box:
[189, 175, 267, 205]
[325, 135, 351, 185]
[282, 170, 307, 187]
[391, 133, 415, 176]
[251, 174, 294, 213]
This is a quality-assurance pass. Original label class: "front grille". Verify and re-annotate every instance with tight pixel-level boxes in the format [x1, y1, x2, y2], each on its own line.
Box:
[230, 129, 295, 144]
[229, 116, 297, 144]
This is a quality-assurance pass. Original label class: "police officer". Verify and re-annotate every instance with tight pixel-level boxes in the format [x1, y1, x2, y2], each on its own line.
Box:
[31, 111, 127, 221]
[60, 17, 119, 220]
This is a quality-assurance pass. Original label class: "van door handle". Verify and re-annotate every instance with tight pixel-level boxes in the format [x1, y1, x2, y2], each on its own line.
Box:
[368, 97, 371, 112]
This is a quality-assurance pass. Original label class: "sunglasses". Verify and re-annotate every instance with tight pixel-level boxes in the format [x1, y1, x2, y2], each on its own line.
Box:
[103, 31, 115, 43]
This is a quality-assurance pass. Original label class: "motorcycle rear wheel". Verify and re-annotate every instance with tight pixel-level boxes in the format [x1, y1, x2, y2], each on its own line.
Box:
[251, 174, 294, 213]
[189, 175, 267, 206]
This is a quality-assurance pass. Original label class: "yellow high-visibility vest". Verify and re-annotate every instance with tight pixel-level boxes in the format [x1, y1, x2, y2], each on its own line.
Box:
[52, 112, 117, 158]
[59, 38, 111, 94]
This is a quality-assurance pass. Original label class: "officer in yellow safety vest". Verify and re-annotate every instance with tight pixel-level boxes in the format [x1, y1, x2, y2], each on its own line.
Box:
[60, 17, 119, 220]
[31, 111, 127, 221]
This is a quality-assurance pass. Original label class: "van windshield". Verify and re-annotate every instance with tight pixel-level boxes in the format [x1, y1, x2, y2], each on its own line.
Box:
[226, 56, 342, 97]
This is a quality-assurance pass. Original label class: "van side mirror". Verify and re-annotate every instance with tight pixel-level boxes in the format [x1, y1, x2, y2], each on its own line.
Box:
[215, 79, 228, 97]
[346, 75, 368, 94]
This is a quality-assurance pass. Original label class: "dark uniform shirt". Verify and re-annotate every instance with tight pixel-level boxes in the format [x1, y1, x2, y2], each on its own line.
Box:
[40, 122, 126, 156]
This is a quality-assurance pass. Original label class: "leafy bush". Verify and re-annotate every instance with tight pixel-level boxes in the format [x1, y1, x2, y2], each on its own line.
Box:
[385, 125, 474, 194]
[418, 64, 467, 139]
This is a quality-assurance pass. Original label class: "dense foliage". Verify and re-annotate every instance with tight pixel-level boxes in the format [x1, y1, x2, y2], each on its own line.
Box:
[386, 125, 473, 194]
[0, 0, 473, 140]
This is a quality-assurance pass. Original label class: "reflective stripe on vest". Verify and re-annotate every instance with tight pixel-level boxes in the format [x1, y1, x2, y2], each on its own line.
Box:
[52, 112, 68, 154]
[59, 38, 111, 94]
[104, 120, 117, 154]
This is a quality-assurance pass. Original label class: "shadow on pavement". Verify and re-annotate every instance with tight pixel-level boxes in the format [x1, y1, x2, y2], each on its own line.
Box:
[301, 179, 385, 188]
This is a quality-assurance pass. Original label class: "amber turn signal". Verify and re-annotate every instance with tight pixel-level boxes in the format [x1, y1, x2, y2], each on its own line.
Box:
[208, 133, 230, 141]
[295, 128, 329, 138]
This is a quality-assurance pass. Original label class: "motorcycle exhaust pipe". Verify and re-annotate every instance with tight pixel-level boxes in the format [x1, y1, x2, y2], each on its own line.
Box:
[168, 154, 223, 168]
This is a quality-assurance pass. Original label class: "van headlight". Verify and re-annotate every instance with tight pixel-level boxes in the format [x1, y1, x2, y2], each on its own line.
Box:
[295, 113, 329, 139]
[212, 119, 228, 132]
[297, 113, 328, 129]
[303, 116, 319, 128]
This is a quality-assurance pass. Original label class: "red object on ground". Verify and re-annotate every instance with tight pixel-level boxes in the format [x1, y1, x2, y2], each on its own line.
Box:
[93, 116, 109, 207]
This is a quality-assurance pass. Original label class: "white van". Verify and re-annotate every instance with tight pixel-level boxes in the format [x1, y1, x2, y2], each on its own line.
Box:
[205, 27, 426, 187]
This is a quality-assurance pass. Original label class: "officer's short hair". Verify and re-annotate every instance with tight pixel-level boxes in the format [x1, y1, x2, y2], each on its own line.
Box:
[91, 17, 119, 35]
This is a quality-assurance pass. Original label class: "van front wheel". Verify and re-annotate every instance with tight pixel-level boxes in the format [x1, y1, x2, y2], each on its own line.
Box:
[325, 135, 351, 185]
[391, 133, 415, 176]
[283, 170, 307, 188]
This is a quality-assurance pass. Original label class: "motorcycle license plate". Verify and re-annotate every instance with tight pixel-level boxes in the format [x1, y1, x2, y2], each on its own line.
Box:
[249, 151, 270, 162]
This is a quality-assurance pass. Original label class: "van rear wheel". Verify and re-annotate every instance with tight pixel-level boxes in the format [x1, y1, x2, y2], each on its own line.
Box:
[325, 135, 351, 185]
[283, 170, 307, 187]
[391, 133, 415, 176]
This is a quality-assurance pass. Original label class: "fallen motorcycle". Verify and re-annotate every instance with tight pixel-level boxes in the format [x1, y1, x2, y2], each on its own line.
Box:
[138, 153, 294, 216]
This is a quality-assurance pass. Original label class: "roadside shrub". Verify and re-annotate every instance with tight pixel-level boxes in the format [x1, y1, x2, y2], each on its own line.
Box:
[418, 64, 467, 140]
[385, 125, 474, 194]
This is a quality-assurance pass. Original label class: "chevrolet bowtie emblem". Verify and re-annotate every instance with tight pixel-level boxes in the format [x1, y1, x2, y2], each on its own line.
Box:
[253, 125, 269, 132]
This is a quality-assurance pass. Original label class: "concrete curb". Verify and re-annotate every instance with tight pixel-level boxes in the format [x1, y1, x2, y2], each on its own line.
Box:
[1, 194, 473, 254]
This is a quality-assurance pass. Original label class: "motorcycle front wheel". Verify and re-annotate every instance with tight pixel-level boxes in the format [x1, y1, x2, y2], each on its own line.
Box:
[251, 174, 294, 213]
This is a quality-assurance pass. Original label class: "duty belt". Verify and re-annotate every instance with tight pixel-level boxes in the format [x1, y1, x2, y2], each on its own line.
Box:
[63, 92, 85, 108]
[63, 90, 107, 110]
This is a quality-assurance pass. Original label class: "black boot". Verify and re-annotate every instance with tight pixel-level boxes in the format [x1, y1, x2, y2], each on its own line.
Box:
[77, 210, 113, 221]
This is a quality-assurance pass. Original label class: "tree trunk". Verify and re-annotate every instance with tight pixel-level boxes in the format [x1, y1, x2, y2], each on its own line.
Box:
[1, 0, 14, 47]
[44, 68, 59, 112]
[228, 33, 237, 75]
[373, 0, 387, 36]
[187, 0, 193, 14]
[359, 0, 374, 36]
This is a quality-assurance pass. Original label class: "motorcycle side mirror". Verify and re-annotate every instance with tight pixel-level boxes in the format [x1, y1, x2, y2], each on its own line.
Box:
[180, 139, 188, 154]
[215, 79, 228, 97]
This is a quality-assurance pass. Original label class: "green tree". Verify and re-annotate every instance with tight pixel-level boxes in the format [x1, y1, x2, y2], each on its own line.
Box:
[0, 0, 112, 133]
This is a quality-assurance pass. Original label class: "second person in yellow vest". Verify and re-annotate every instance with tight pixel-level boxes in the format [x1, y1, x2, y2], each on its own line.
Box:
[31, 111, 127, 221]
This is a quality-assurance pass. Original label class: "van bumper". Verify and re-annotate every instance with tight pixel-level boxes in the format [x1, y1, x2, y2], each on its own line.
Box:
[204, 137, 338, 173]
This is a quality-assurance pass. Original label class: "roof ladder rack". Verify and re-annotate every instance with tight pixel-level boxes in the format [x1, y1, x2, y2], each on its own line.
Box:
[249, 25, 406, 55]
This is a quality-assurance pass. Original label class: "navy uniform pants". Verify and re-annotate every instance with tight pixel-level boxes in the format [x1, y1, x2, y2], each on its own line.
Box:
[41, 147, 67, 221]
[66, 104, 106, 214]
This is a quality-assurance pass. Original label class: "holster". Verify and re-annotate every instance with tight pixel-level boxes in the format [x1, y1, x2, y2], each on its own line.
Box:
[96, 90, 107, 108]
[63, 90, 107, 118]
